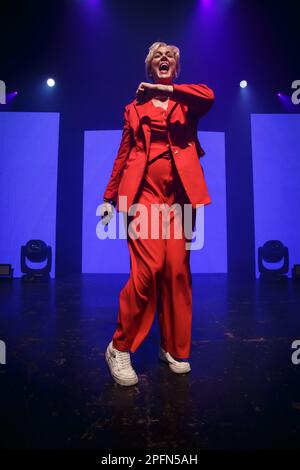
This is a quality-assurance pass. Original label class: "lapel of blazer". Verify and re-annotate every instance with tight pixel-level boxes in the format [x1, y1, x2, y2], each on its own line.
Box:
[132, 97, 179, 153]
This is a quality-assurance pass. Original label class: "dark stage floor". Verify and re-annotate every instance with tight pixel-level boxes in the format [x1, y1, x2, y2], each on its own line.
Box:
[0, 274, 300, 450]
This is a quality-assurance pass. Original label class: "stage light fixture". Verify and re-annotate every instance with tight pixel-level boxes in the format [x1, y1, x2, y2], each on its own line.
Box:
[292, 264, 300, 280]
[47, 78, 55, 87]
[21, 239, 52, 281]
[0, 264, 13, 280]
[240, 80, 247, 88]
[258, 240, 289, 280]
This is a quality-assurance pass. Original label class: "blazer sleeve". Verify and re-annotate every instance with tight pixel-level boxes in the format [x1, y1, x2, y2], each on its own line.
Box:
[103, 105, 133, 203]
[171, 83, 215, 117]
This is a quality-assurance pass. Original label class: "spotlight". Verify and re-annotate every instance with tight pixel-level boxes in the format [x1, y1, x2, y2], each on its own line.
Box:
[277, 92, 296, 110]
[6, 91, 18, 104]
[240, 80, 247, 88]
[47, 78, 55, 87]
[258, 240, 289, 280]
[21, 239, 52, 281]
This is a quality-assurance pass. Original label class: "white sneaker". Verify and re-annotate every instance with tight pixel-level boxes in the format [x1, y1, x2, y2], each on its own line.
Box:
[105, 341, 138, 386]
[158, 346, 191, 374]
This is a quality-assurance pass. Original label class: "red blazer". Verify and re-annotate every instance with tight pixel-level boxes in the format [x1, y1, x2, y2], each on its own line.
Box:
[103, 83, 215, 212]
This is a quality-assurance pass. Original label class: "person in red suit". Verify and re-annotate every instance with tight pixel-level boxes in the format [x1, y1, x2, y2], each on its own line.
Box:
[104, 41, 214, 386]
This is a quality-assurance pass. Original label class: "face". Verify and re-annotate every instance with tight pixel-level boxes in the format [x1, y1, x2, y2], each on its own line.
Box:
[150, 46, 177, 84]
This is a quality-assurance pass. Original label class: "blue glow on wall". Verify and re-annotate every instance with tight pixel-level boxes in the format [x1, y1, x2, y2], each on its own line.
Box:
[82, 130, 227, 273]
[0, 112, 60, 277]
[251, 114, 300, 278]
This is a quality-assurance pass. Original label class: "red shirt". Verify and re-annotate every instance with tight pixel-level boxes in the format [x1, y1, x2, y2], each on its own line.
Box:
[148, 100, 171, 163]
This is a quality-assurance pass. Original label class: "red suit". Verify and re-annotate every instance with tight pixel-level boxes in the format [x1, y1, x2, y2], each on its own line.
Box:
[103, 83, 214, 359]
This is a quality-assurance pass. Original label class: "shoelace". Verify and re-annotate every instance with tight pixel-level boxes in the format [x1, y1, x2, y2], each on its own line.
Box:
[115, 349, 132, 369]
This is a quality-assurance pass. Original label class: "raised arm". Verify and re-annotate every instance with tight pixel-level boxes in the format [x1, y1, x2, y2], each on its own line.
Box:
[136, 82, 214, 117]
[103, 105, 133, 205]
[170, 83, 215, 117]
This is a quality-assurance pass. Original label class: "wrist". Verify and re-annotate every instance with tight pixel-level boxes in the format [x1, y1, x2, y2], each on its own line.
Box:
[156, 84, 173, 95]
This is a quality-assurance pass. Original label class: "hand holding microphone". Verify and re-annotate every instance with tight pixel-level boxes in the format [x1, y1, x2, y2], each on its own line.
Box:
[100, 201, 115, 225]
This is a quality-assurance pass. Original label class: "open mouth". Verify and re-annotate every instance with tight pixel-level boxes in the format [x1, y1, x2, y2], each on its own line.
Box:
[159, 62, 170, 72]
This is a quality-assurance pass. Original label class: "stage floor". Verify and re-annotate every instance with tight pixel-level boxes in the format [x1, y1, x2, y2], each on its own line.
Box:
[0, 274, 300, 450]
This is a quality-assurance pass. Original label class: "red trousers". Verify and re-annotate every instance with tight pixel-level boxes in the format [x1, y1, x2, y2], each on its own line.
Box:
[112, 152, 196, 359]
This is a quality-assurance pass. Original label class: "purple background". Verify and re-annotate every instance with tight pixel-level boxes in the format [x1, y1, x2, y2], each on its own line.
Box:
[0, 112, 60, 277]
[82, 130, 227, 273]
[251, 114, 300, 278]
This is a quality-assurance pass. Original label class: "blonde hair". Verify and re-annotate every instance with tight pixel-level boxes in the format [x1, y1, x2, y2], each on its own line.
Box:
[145, 41, 180, 80]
